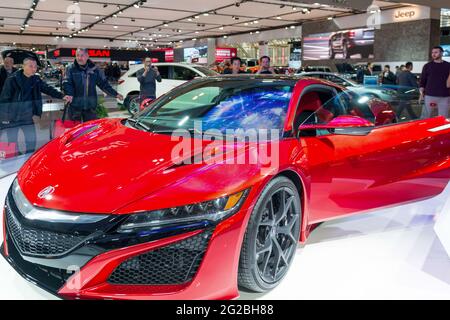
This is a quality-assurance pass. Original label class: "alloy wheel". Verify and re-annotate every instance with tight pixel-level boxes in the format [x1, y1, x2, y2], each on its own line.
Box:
[255, 187, 300, 284]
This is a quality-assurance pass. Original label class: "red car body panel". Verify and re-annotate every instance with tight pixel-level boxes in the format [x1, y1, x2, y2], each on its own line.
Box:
[3, 77, 450, 299]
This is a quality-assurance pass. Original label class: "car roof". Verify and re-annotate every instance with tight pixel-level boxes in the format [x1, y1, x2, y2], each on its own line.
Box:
[297, 72, 343, 77]
[183, 74, 339, 87]
[127, 62, 205, 70]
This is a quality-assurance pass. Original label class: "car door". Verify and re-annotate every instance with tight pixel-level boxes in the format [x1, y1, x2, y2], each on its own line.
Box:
[293, 84, 450, 223]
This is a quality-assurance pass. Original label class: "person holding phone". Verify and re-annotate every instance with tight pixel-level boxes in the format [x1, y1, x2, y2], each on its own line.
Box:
[136, 57, 162, 103]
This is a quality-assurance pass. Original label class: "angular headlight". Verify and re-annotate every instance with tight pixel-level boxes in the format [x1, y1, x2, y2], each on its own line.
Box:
[117, 189, 249, 233]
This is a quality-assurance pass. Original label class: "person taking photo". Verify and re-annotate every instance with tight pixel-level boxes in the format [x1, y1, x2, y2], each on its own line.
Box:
[136, 57, 162, 103]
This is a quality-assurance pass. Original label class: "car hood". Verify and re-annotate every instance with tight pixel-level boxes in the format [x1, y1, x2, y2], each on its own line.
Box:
[17, 119, 265, 214]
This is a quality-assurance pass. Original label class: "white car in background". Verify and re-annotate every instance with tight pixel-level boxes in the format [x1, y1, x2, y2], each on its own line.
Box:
[117, 62, 218, 114]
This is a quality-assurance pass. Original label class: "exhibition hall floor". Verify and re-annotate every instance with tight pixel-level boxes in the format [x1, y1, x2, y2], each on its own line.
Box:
[0, 172, 449, 300]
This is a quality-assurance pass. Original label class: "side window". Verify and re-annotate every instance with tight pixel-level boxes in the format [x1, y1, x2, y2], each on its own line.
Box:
[172, 66, 197, 81]
[294, 88, 344, 136]
[328, 75, 347, 86]
[337, 91, 375, 123]
[157, 66, 169, 79]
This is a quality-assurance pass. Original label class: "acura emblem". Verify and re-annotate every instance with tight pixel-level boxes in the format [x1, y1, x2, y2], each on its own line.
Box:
[38, 186, 55, 199]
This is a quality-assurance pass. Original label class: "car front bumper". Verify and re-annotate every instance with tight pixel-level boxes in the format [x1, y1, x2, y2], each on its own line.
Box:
[1, 189, 250, 300]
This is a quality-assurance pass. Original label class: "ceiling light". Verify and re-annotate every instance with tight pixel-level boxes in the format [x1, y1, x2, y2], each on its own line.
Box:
[254, 20, 258, 24]
[192, 38, 197, 40]
[188, 18, 193, 21]
[223, 35, 227, 38]
[113, 14, 117, 18]
[141, 27, 145, 31]
[327, 16, 333, 20]
[203, 13, 209, 16]
[134, 4, 139, 8]
[95, 16, 100, 19]
[293, 7, 297, 11]
[114, 25, 118, 29]
[277, 16, 282, 19]
[219, 26, 224, 30]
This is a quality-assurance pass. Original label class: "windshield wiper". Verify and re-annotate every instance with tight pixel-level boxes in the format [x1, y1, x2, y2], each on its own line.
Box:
[152, 128, 202, 135]
[127, 118, 151, 132]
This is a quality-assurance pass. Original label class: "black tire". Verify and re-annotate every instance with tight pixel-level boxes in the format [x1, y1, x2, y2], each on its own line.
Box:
[329, 45, 335, 59]
[124, 93, 139, 115]
[343, 42, 350, 59]
[238, 176, 302, 293]
[361, 49, 370, 59]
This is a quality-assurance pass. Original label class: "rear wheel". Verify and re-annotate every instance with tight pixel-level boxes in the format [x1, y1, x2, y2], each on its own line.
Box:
[238, 177, 301, 292]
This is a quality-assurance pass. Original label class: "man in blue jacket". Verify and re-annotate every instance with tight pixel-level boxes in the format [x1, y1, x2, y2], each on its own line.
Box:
[0, 57, 70, 154]
[63, 48, 123, 122]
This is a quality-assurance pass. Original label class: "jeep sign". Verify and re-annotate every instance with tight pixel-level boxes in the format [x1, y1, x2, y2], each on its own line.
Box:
[394, 10, 416, 19]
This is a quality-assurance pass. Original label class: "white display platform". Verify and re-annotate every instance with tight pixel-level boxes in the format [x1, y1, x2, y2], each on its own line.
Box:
[0, 171, 449, 300]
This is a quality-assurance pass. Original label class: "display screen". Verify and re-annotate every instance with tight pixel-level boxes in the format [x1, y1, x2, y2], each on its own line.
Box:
[303, 28, 375, 60]
[184, 46, 208, 64]
[442, 45, 450, 58]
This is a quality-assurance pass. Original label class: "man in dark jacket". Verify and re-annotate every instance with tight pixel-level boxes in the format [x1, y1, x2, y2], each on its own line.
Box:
[397, 62, 418, 120]
[381, 65, 396, 85]
[63, 48, 123, 122]
[136, 57, 162, 103]
[0, 56, 17, 95]
[0, 57, 70, 154]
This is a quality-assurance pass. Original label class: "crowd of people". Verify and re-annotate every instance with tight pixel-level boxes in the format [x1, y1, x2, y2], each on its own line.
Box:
[0, 48, 123, 154]
[0, 46, 449, 156]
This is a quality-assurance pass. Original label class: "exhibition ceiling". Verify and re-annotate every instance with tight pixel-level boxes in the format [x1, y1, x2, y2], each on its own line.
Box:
[0, 0, 411, 45]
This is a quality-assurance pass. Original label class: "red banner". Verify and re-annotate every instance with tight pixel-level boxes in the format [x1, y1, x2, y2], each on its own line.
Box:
[215, 48, 237, 62]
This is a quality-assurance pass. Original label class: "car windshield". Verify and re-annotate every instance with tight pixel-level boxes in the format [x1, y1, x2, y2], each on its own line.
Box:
[193, 66, 219, 77]
[133, 79, 294, 140]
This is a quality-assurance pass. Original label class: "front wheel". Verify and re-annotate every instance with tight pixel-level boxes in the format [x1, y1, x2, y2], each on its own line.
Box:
[238, 176, 301, 293]
[126, 95, 141, 115]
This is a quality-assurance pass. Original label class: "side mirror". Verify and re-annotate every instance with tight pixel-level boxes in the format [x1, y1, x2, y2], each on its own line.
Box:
[298, 115, 375, 136]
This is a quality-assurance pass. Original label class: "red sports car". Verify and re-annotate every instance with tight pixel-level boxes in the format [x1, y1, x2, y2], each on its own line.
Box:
[2, 75, 450, 300]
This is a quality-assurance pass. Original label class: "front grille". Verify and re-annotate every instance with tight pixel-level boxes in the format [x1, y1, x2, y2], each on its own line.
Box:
[5, 199, 85, 257]
[2, 229, 76, 294]
[108, 229, 213, 285]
